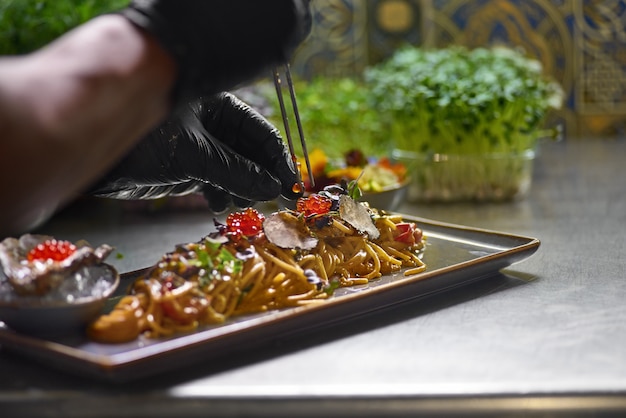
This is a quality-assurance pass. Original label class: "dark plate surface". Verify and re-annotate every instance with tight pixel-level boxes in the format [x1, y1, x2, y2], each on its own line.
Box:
[0, 216, 539, 381]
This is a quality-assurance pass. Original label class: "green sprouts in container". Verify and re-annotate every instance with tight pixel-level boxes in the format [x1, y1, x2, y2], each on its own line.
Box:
[363, 46, 563, 202]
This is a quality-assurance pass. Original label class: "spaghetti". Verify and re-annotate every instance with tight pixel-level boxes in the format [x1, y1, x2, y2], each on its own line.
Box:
[87, 187, 426, 343]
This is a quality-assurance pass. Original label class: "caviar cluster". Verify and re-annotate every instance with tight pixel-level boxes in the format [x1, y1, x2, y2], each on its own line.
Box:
[27, 239, 77, 262]
[225, 208, 265, 238]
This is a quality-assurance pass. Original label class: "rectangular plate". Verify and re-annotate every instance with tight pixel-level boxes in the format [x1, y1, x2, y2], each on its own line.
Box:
[0, 216, 539, 381]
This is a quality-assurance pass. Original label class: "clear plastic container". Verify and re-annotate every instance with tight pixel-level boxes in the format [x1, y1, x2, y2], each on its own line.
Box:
[392, 149, 536, 203]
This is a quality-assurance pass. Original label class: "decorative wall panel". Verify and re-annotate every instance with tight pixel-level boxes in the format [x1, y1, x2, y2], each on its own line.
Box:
[291, 0, 626, 137]
[574, 0, 626, 136]
[292, 0, 369, 78]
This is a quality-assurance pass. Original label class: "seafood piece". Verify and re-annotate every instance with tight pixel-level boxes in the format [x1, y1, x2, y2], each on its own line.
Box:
[0, 234, 113, 296]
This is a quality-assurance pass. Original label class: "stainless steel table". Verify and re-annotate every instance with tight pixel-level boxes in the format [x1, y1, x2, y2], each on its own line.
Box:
[1, 138, 625, 417]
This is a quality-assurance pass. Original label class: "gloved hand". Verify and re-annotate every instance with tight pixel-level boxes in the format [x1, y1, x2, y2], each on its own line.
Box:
[87, 93, 302, 213]
[121, 0, 312, 107]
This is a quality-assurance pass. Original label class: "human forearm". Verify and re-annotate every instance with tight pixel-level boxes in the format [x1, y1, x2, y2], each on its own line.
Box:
[0, 0, 312, 237]
[0, 15, 176, 236]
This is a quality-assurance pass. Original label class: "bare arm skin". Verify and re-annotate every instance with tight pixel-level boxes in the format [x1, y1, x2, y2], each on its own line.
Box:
[0, 15, 176, 236]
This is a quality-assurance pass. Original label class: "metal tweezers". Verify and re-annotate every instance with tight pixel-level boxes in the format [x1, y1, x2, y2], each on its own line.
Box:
[272, 64, 315, 189]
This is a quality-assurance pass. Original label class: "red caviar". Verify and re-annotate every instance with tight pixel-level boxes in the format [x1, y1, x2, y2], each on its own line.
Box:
[226, 208, 265, 237]
[27, 239, 77, 262]
[296, 194, 333, 217]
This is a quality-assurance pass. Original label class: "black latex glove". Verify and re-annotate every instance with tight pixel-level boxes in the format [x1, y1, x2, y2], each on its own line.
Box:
[121, 0, 312, 107]
[88, 93, 302, 213]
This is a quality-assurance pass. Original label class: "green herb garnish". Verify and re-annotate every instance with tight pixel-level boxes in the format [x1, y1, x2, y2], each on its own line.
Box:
[324, 279, 341, 296]
[193, 240, 243, 288]
[346, 179, 362, 201]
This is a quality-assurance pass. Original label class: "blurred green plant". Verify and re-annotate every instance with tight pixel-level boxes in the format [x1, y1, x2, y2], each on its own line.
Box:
[0, 0, 126, 55]
[364, 45, 564, 155]
[262, 77, 388, 160]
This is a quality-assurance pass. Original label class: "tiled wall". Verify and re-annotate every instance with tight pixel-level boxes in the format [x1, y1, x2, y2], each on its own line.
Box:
[291, 0, 626, 138]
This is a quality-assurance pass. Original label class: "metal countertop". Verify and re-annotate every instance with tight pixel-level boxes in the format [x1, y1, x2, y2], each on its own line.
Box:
[1, 138, 625, 417]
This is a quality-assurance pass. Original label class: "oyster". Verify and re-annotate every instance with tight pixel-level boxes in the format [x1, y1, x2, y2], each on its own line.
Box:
[0, 234, 113, 296]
